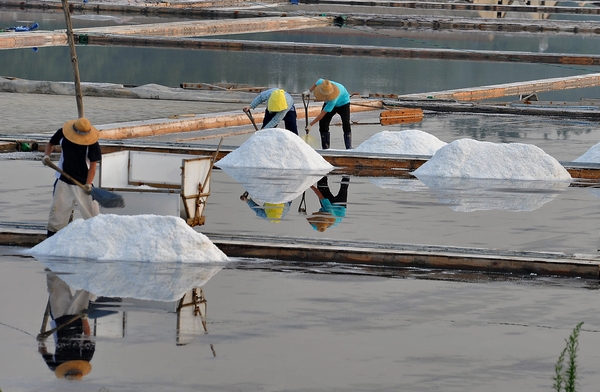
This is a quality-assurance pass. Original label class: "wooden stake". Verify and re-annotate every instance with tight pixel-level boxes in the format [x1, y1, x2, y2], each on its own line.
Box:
[60, 0, 84, 118]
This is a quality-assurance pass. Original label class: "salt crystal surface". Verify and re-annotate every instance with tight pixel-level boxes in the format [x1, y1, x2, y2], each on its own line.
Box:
[216, 128, 333, 170]
[573, 141, 600, 163]
[354, 130, 446, 155]
[27, 214, 229, 263]
[413, 139, 571, 180]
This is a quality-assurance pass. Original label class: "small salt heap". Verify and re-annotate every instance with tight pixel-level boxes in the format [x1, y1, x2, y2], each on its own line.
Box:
[355, 130, 446, 155]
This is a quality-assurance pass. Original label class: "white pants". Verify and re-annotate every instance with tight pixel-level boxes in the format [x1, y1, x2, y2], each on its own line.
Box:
[46, 273, 93, 319]
[47, 180, 100, 233]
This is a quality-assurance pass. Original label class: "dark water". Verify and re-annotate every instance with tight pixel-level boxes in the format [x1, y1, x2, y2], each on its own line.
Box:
[2, 10, 600, 98]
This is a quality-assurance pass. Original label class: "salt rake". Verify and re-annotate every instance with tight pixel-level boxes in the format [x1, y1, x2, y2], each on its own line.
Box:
[301, 94, 319, 149]
[42, 156, 125, 209]
[244, 108, 259, 131]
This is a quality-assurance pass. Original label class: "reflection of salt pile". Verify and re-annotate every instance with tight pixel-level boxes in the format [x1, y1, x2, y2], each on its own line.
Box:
[28, 214, 229, 262]
[417, 177, 569, 212]
[216, 128, 333, 170]
[414, 139, 571, 180]
[355, 130, 446, 155]
[37, 260, 222, 302]
[573, 142, 600, 163]
[221, 167, 327, 204]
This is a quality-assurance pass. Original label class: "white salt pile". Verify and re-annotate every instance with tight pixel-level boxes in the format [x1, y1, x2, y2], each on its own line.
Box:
[413, 139, 572, 181]
[573, 142, 600, 163]
[27, 214, 229, 263]
[354, 130, 447, 155]
[216, 128, 333, 170]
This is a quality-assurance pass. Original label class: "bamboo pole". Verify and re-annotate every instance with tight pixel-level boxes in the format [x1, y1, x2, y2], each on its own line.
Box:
[60, 0, 84, 118]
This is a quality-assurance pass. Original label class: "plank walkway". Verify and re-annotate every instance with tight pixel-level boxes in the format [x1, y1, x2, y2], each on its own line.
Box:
[2, 223, 599, 279]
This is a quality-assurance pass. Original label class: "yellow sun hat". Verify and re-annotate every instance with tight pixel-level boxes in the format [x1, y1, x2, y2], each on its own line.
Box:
[267, 89, 288, 112]
[264, 202, 285, 223]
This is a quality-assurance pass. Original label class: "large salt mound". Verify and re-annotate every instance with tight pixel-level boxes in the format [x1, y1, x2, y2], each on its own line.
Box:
[354, 130, 447, 155]
[28, 214, 229, 262]
[413, 139, 571, 181]
[216, 128, 333, 170]
[573, 141, 600, 163]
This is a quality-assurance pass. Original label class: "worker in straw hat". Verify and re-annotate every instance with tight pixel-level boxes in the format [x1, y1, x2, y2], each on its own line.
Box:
[240, 191, 292, 223]
[303, 79, 352, 150]
[243, 88, 298, 134]
[38, 271, 95, 380]
[42, 117, 102, 238]
[307, 175, 350, 232]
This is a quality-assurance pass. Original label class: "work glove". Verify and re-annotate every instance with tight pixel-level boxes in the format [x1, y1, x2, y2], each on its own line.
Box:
[42, 155, 51, 166]
[302, 90, 311, 98]
[84, 184, 93, 193]
[305, 124, 312, 133]
[243, 106, 251, 113]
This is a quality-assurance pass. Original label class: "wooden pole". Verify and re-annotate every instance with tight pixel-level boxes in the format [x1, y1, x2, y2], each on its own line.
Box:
[60, 0, 84, 118]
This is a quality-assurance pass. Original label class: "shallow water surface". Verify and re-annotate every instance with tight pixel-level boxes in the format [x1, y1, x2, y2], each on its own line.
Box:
[2, 250, 600, 392]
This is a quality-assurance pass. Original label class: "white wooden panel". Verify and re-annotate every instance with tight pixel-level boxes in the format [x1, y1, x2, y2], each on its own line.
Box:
[129, 151, 195, 186]
[99, 150, 130, 188]
[182, 156, 213, 220]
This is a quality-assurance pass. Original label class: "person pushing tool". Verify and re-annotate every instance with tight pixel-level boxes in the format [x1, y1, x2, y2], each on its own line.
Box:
[243, 88, 298, 134]
[303, 79, 353, 150]
[42, 117, 102, 238]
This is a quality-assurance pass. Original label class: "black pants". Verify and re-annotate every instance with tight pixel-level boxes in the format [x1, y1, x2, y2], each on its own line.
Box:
[262, 106, 298, 135]
[318, 102, 351, 137]
[317, 176, 349, 207]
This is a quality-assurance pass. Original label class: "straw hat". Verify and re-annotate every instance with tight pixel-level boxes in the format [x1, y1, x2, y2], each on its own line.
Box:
[313, 80, 340, 101]
[307, 212, 336, 232]
[55, 360, 92, 380]
[267, 89, 288, 112]
[62, 118, 99, 146]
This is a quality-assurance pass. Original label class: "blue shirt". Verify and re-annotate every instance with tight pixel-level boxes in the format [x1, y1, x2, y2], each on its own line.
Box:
[316, 79, 351, 112]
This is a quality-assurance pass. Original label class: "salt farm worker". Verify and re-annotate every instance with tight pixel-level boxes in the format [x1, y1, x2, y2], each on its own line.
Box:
[303, 79, 352, 150]
[243, 88, 298, 134]
[42, 117, 102, 238]
[307, 175, 350, 232]
[240, 191, 292, 223]
[38, 272, 95, 380]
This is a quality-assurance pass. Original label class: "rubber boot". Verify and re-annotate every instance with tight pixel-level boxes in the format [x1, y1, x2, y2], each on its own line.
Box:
[344, 133, 353, 149]
[47, 230, 56, 238]
[320, 132, 330, 150]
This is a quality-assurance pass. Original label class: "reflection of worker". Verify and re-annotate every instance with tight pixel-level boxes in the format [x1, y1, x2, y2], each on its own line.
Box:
[307, 176, 350, 232]
[43, 117, 102, 238]
[38, 272, 95, 380]
[240, 191, 292, 223]
[303, 79, 352, 150]
[243, 88, 298, 134]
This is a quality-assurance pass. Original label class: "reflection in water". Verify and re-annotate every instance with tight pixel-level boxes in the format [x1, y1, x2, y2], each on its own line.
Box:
[220, 167, 331, 204]
[240, 190, 292, 223]
[38, 272, 95, 380]
[307, 176, 350, 232]
[414, 176, 569, 212]
[35, 259, 222, 380]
